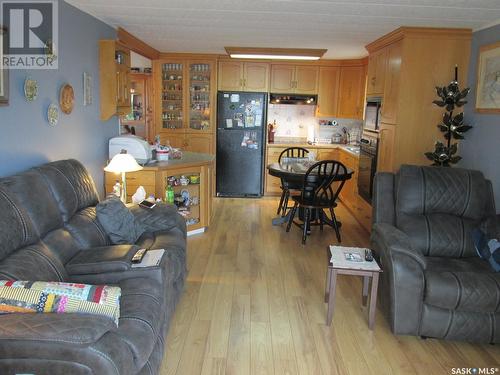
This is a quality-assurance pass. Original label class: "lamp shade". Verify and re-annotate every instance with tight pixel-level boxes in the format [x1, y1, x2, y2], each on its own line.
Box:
[104, 153, 143, 173]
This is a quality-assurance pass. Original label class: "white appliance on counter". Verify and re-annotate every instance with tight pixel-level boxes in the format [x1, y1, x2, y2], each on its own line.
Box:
[109, 135, 152, 165]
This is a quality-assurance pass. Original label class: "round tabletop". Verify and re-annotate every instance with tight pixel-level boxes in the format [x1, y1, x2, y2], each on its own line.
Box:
[267, 162, 353, 184]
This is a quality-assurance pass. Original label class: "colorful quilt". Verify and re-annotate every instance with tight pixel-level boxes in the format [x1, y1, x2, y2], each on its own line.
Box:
[0, 281, 121, 325]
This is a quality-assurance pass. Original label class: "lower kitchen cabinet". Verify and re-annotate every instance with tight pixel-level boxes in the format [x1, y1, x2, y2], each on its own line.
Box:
[105, 170, 156, 202]
[337, 149, 372, 232]
[160, 132, 214, 154]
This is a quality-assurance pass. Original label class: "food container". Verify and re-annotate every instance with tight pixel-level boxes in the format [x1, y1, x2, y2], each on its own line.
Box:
[189, 175, 200, 184]
[156, 150, 169, 161]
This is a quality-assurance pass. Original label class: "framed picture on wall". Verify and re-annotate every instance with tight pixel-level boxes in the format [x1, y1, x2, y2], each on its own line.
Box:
[475, 41, 500, 113]
[0, 27, 9, 106]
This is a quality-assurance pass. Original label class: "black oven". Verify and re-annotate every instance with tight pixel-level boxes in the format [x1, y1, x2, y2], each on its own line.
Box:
[357, 132, 378, 204]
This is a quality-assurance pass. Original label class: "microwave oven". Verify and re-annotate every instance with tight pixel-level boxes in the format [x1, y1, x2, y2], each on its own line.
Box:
[364, 97, 382, 132]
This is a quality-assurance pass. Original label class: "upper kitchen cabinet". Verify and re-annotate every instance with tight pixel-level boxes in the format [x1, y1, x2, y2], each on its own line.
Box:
[316, 66, 340, 117]
[270, 65, 319, 94]
[366, 48, 387, 95]
[379, 41, 402, 125]
[218, 61, 269, 92]
[336, 65, 366, 120]
[364, 27, 471, 171]
[99, 40, 131, 121]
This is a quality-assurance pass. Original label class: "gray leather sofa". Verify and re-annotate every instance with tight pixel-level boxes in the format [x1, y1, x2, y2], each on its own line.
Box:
[371, 165, 499, 343]
[0, 159, 187, 374]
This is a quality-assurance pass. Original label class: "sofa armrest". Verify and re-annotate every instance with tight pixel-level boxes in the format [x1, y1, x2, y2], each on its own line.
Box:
[0, 313, 114, 344]
[371, 223, 426, 336]
[129, 203, 187, 237]
[371, 223, 426, 269]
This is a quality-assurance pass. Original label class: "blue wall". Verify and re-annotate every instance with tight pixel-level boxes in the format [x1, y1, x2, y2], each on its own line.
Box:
[460, 23, 500, 212]
[0, 0, 119, 196]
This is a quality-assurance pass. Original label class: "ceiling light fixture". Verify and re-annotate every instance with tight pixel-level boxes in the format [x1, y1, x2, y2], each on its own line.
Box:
[225, 47, 327, 61]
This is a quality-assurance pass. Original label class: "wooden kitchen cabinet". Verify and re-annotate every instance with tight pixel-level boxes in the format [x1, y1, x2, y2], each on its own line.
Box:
[270, 65, 319, 94]
[265, 146, 286, 194]
[380, 41, 402, 124]
[365, 27, 471, 170]
[245, 63, 270, 92]
[295, 66, 319, 94]
[105, 170, 156, 202]
[317, 148, 339, 161]
[270, 65, 295, 93]
[316, 66, 341, 117]
[366, 48, 387, 95]
[154, 56, 217, 154]
[218, 61, 269, 92]
[337, 66, 366, 120]
[377, 123, 396, 172]
[99, 40, 131, 121]
[160, 133, 214, 154]
[185, 134, 214, 154]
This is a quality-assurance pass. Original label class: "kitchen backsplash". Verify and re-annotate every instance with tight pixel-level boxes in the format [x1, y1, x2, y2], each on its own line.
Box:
[268, 104, 363, 144]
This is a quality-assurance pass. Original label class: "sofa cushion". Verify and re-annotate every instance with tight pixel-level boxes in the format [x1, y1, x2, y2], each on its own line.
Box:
[396, 165, 488, 220]
[65, 207, 110, 249]
[0, 243, 67, 281]
[397, 213, 479, 257]
[36, 159, 100, 223]
[424, 257, 500, 313]
[117, 277, 164, 371]
[96, 198, 144, 244]
[0, 170, 63, 238]
[0, 187, 38, 262]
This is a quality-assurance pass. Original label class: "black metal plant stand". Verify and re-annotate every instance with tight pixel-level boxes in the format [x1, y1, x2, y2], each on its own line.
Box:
[424, 66, 472, 166]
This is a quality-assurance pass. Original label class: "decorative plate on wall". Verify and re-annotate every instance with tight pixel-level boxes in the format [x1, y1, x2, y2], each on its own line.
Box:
[47, 103, 59, 126]
[59, 83, 75, 114]
[24, 77, 38, 102]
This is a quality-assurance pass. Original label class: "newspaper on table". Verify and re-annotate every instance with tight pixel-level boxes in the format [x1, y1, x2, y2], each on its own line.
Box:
[131, 249, 165, 268]
[329, 245, 381, 271]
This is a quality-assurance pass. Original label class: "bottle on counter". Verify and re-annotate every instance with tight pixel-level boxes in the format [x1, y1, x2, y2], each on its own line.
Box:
[268, 121, 276, 143]
[165, 185, 175, 204]
[112, 180, 121, 198]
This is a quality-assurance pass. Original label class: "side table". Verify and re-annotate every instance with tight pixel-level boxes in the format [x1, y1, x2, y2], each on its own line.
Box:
[324, 246, 382, 329]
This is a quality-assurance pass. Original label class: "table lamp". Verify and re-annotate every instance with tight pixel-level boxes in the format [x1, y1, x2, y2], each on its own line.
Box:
[104, 150, 143, 203]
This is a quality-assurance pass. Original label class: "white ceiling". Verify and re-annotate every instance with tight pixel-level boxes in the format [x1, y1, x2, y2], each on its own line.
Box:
[66, 0, 500, 59]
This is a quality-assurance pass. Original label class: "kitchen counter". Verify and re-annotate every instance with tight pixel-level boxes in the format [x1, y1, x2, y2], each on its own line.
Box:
[142, 152, 215, 170]
[105, 151, 215, 233]
[267, 143, 360, 157]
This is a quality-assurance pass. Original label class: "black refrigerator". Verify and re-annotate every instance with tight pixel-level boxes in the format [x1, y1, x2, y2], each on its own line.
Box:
[216, 92, 267, 197]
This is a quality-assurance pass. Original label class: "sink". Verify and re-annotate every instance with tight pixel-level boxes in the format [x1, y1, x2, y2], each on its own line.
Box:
[344, 146, 360, 154]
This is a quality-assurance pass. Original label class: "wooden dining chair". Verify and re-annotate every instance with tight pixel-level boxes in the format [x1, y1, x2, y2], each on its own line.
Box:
[286, 160, 348, 244]
[277, 147, 309, 216]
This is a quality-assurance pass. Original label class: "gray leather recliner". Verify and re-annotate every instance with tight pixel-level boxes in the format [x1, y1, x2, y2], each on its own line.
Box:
[0, 159, 187, 374]
[371, 164, 499, 343]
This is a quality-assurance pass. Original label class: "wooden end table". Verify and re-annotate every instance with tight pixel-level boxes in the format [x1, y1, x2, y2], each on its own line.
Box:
[324, 246, 382, 330]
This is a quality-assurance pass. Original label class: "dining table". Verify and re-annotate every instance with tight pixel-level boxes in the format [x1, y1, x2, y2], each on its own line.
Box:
[267, 159, 354, 226]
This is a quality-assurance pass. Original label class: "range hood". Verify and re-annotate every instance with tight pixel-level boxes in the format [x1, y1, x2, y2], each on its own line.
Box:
[269, 93, 317, 105]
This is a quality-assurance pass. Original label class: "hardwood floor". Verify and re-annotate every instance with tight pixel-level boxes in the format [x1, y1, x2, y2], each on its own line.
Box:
[162, 198, 500, 375]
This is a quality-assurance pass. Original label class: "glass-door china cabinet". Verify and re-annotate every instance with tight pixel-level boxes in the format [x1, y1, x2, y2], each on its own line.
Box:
[156, 58, 216, 154]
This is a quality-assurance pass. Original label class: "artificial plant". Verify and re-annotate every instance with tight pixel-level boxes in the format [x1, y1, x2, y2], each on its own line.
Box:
[424, 66, 472, 166]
